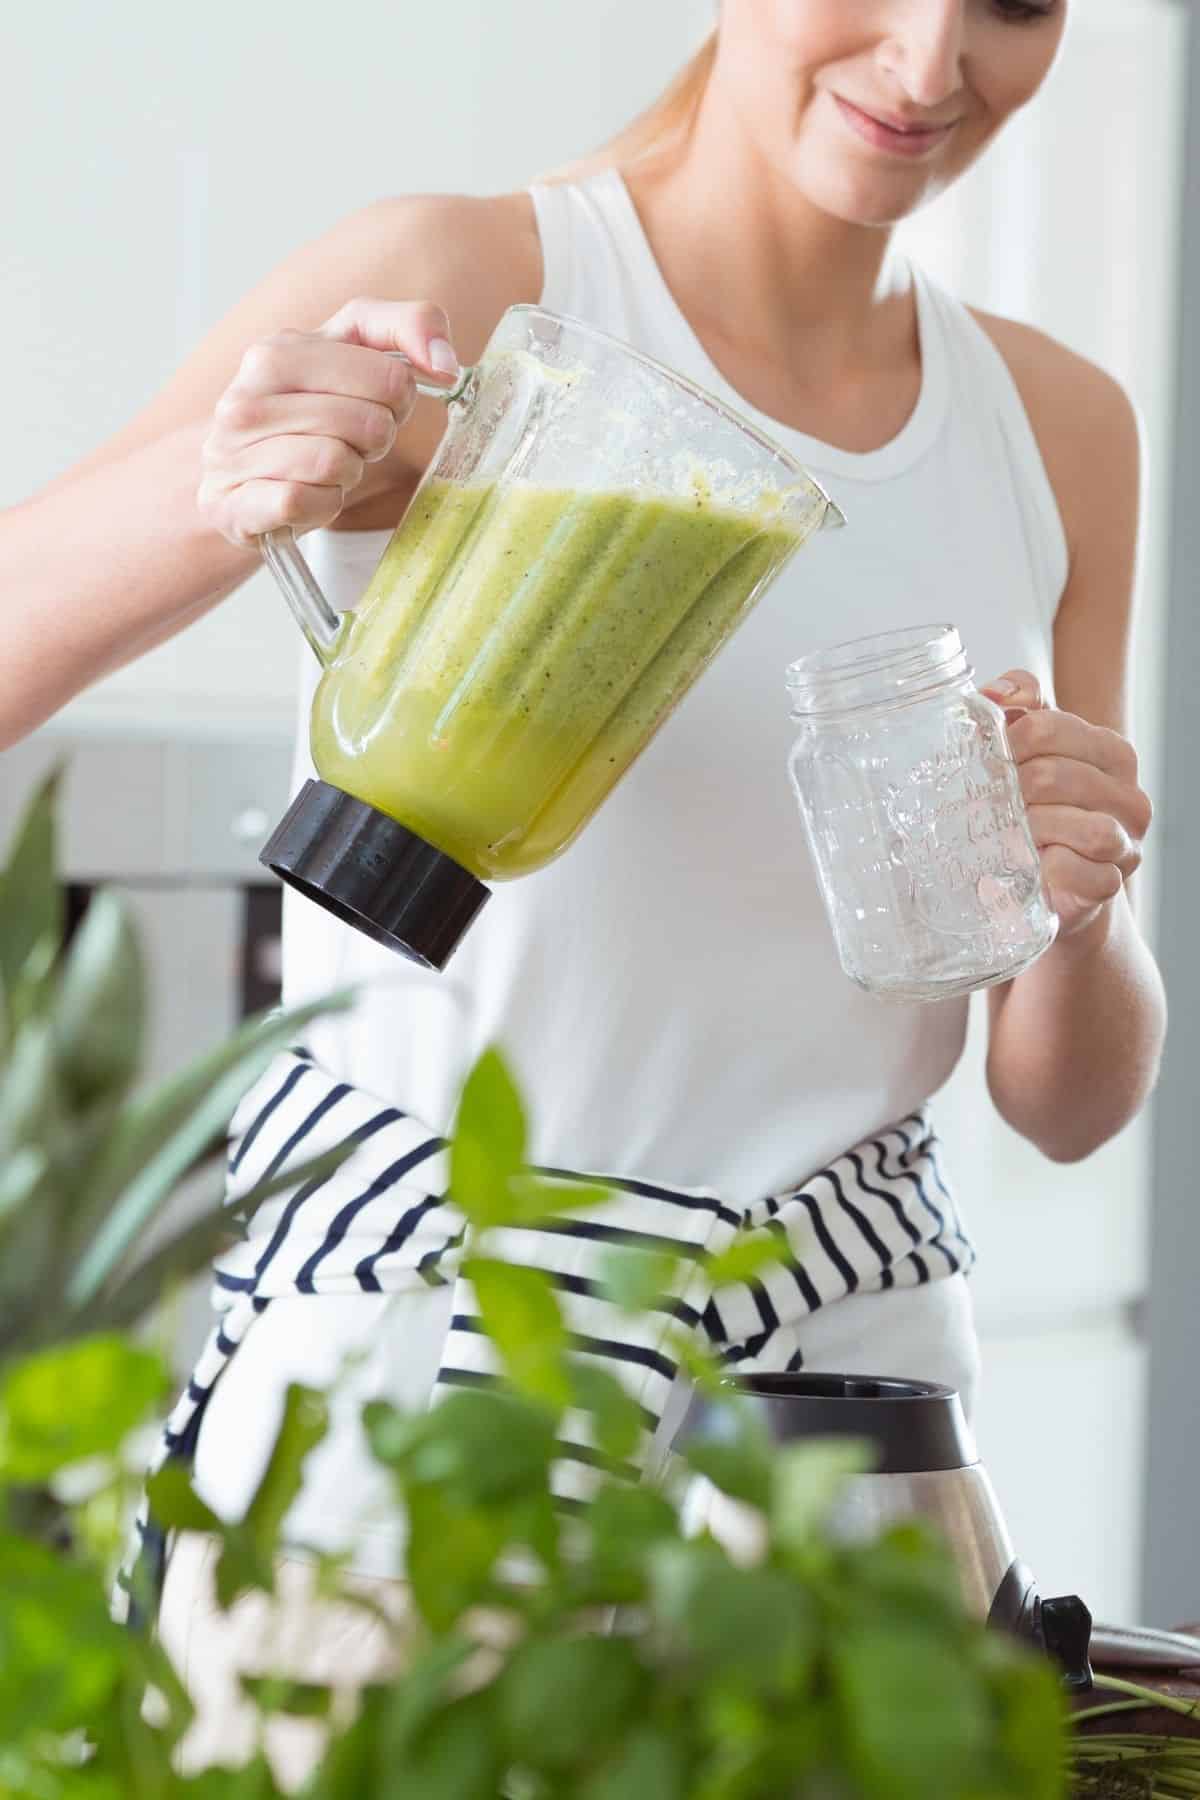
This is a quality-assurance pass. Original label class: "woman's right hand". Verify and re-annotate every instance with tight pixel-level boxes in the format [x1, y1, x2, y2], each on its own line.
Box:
[198, 298, 460, 548]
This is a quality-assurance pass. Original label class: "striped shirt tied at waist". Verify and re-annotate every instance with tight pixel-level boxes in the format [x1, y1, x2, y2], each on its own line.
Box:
[153, 1048, 975, 1499]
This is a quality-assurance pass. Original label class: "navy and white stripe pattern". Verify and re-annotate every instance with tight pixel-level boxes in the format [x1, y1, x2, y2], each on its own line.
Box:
[119, 1048, 973, 1614]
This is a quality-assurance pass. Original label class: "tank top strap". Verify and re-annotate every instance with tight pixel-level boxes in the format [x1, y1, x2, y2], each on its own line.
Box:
[528, 180, 577, 316]
[529, 174, 644, 345]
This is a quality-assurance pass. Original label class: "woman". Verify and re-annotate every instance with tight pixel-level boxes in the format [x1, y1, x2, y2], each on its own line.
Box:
[6, 0, 1165, 1780]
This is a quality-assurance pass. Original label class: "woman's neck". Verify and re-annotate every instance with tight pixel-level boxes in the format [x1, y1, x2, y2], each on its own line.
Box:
[621, 85, 922, 449]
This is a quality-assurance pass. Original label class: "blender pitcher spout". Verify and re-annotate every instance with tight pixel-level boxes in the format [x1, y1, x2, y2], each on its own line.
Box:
[786, 472, 845, 538]
[818, 491, 847, 532]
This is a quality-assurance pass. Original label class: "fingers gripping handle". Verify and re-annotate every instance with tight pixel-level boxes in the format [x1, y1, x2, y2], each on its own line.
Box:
[258, 354, 474, 668]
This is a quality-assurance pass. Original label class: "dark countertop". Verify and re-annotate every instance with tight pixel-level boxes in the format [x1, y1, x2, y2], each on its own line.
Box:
[1073, 1624, 1200, 1740]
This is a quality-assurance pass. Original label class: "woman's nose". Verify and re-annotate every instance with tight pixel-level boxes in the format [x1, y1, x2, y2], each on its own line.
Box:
[875, 0, 967, 112]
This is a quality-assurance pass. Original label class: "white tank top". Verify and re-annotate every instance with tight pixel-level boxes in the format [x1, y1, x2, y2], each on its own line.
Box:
[281, 169, 1068, 1203]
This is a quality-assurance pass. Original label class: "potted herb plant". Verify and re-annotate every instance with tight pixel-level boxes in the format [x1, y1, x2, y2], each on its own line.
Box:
[0, 772, 1107, 1798]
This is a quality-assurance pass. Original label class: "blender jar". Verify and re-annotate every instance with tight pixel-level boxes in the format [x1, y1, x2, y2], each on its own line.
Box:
[259, 306, 845, 967]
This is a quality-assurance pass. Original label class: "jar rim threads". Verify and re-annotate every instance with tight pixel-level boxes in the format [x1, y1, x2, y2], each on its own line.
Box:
[786, 624, 971, 718]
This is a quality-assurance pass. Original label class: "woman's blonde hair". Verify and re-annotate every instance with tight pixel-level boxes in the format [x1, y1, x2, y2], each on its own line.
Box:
[543, 30, 718, 183]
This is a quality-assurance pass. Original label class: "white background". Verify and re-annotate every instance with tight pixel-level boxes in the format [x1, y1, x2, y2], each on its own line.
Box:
[3, 0, 1187, 1621]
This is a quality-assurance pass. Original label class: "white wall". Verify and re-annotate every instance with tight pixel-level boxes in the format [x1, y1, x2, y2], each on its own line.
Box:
[3, 0, 711, 725]
[899, 0, 1187, 1623]
[6, 0, 1185, 1623]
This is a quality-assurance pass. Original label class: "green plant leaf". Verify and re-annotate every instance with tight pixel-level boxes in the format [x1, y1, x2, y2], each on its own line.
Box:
[581, 1484, 678, 1604]
[8, 1764, 130, 1800]
[2, 1115, 148, 1358]
[0, 768, 63, 1014]
[240, 1674, 333, 1718]
[508, 1174, 613, 1225]
[499, 1636, 644, 1772]
[683, 1404, 773, 1511]
[771, 1437, 873, 1552]
[200, 1387, 329, 1608]
[980, 1635, 1066, 1800]
[448, 1046, 526, 1227]
[592, 1483, 678, 1555]
[214, 1535, 278, 1612]
[118, 1609, 196, 1751]
[661, 1326, 727, 1399]
[703, 1694, 835, 1797]
[0, 1145, 47, 1230]
[296, 1695, 376, 1798]
[361, 1399, 427, 1470]
[4, 932, 59, 1046]
[51, 889, 145, 1108]
[63, 991, 352, 1308]
[650, 1542, 817, 1696]
[376, 1635, 476, 1756]
[596, 1244, 682, 1313]
[838, 1519, 968, 1625]
[578, 1725, 688, 1800]
[465, 1256, 571, 1410]
[829, 1621, 994, 1800]
[0, 1335, 166, 1482]
[0, 1025, 64, 1343]
[0, 1532, 125, 1739]
[144, 1461, 224, 1535]
[569, 1362, 645, 1463]
[83, 1139, 361, 1334]
[367, 1388, 556, 1508]
[243, 1382, 329, 1557]
[178, 1755, 286, 1799]
[382, 1690, 501, 1800]
[404, 1482, 511, 1633]
[509, 1486, 563, 1580]
[704, 1229, 794, 1289]
[0, 1017, 61, 1160]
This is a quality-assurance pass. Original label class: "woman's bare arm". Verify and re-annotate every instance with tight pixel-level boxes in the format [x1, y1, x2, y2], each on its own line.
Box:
[975, 316, 1166, 1161]
[0, 192, 540, 748]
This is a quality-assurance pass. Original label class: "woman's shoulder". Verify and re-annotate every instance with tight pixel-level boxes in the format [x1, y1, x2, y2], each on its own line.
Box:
[968, 308, 1137, 444]
[319, 190, 543, 356]
[966, 307, 1140, 561]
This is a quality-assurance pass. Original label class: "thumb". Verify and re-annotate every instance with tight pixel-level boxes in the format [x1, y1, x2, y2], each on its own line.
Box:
[981, 667, 1044, 723]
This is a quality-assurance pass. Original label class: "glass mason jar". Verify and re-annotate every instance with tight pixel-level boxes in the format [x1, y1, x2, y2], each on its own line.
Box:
[786, 626, 1058, 1002]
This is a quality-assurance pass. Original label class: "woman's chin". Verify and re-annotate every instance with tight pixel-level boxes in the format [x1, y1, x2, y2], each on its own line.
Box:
[788, 157, 946, 229]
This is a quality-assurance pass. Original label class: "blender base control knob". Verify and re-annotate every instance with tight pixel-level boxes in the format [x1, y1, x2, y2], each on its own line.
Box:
[1040, 1594, 1096, 1693]
[988, 1558, 1094, 1691]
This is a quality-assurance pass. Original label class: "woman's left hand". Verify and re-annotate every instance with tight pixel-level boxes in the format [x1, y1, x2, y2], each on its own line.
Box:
[982, 668, 1153, 942]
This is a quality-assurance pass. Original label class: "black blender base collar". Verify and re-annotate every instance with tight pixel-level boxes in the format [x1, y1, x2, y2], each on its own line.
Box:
[260, 779, 490, 970]
[725, 1372, 978, 1474]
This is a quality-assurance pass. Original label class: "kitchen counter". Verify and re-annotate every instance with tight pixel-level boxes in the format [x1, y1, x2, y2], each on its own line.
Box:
[1073, 1624, 1200, 1741]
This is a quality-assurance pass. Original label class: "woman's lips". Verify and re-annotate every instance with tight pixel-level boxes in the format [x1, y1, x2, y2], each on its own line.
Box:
[833, 93, 960, 159]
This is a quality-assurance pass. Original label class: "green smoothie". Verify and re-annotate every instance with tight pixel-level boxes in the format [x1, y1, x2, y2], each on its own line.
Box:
[309, 477, 801, 879]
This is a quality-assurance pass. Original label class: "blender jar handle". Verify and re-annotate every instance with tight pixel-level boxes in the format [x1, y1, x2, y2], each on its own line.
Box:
[258, 355, 475, 667]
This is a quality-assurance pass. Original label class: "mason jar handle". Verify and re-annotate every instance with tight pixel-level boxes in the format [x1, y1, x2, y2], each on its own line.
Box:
[258, 354, 475, 666]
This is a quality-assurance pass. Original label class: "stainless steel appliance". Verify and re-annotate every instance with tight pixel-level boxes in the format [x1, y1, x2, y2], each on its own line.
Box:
[687, 1372, 1200, 1686]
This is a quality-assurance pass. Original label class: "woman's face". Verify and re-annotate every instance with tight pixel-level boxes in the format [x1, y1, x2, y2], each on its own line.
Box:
[714, 0, 1068, 225]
